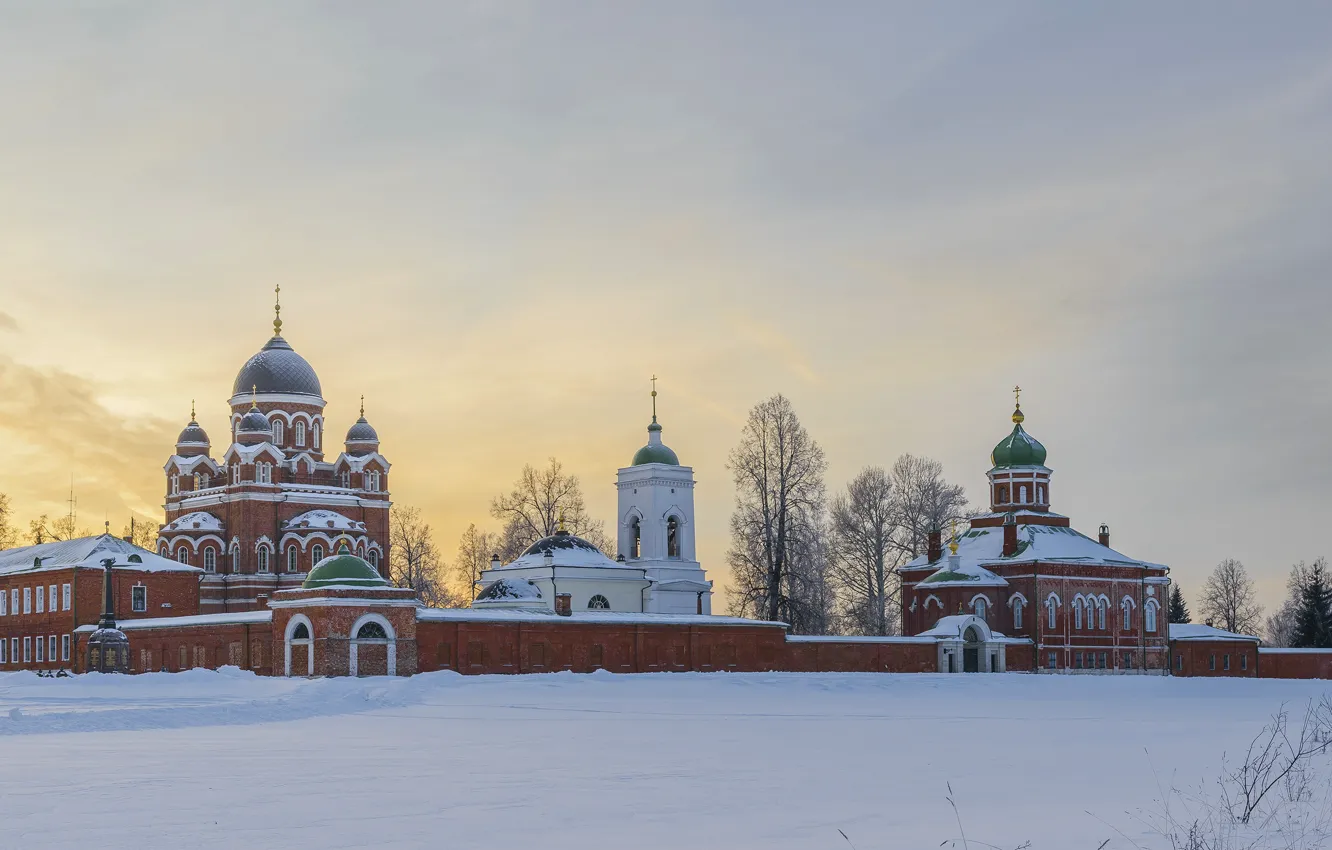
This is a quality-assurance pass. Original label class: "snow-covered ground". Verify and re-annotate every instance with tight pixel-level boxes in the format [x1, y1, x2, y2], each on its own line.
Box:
[1, 670, 1329, 849]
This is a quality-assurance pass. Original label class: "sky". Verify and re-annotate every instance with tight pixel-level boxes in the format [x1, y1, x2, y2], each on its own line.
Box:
[1, 2, 1330, 615]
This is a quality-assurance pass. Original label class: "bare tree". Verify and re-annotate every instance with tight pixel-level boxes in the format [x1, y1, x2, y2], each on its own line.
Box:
[388, 506, 459, 608]
[120, 514, 161, 551]
[726, 394, 831, 632]
[1265, 561, 1312, 647]
[1199, 558, 1264, 635]
[0, 493, 17, 550]
[828, 466, 900, 636]
[490, 457, 612, 560]
[453, 523, 499, 602]
[28, 513, 91, 544]
[888, 454, 969, 563]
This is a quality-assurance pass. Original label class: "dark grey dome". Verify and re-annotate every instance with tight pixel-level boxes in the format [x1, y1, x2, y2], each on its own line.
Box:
[237, 409, 273, 434]
[176, 420, 210, 446]
[346, 416, 379, 444]
[522, 529, 601, 558]
[233, 336, 323, 399]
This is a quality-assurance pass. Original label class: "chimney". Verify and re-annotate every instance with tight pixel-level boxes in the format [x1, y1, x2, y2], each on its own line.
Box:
[927, 529, 942, 563]
[1098, 524, 1110, 547]
[1002, 515, 1018, 557]
[489, 553, 501, 571]
[555, 592, 572, 617]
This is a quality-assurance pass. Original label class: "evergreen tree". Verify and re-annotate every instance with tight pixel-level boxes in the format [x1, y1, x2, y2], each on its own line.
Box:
[1168, 583, 1191, 624]
[1290, 558, 1332, 648]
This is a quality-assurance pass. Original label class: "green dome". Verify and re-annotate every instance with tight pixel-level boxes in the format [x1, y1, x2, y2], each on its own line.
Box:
[632, 422, 680, 466]
[302, 545, 387, 589]
[990, 405, 1047, 468]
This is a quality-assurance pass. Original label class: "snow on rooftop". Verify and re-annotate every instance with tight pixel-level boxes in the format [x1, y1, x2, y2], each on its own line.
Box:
[1169, 623, 1260, 642]
[74, 610, 274, 633]
[0, 535, 200, 577]
[416, 608, 783, 628]
[918, 553, 1007, 588]
[162, 511, 224, 533]
[281, 509, 365, 532]
[902, 521, 1165, 574]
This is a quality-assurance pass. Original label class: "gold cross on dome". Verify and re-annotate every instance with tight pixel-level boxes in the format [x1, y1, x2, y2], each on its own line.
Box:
[1014, 385, 1022, 408]
[273, 284, 283, 335]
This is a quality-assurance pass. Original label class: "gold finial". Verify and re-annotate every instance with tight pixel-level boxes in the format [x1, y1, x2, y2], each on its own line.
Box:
[558, 511, 566, 533]
[190, 399, 196, 421]
[104, 519, 109, 535]
[360, 394, 365, 418]
[1012, 385, 1024, 424]
[251, 384, 259, 410]
[650, 374, 658, 423]
[273, 284, 283, 335]
[948, 518, 959, 556]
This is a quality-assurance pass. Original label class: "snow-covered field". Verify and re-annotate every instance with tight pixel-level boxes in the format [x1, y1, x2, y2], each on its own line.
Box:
[1, 670, 1329, 850]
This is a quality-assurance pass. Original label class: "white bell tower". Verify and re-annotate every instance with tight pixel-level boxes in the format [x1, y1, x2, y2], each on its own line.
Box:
[615, 378, 712, 614]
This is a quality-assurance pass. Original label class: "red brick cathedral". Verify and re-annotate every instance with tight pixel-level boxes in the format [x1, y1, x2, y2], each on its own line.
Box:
[898, 393, 1170, 672]
[157, 289, 390, 612]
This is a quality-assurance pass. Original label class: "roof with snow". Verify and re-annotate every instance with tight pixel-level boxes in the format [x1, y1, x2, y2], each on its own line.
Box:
[918, 553, 1008, 588]
[495, 530, 627, 570]
[281, 510, 366, 533]
[0, 535, 201, 577]
[475, 577, 542, 602]
[163, 511, 224, 533]
[1169, 623, 1260, 642]
[417, 607, 781, 628]
[901, 521, 1165, 575]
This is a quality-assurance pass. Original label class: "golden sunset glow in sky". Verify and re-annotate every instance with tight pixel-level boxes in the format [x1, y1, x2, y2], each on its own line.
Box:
[2, 3, 1331, 611]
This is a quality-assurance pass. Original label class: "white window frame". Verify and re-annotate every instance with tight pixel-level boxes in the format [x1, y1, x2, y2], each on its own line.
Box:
[204, 546, 216, 573]
[368, 550, 379, 570]
[23, 587, 31, 614]
[295, 421, 306, 447]
[0, 589, 6, 616]
[49, 585, 57, 612]
[177, 547, 189, 565]
[272, 419, 284, 444]
[48, 636, 57, 663]
[232, 465, 241, 485]
[34, 635, 43, 663]
[1012, 600, 1023, 630]
[9, 588, 16, 615]
[310, 544, 324, 565]
[131, 585, 147, 613]
[230, 545, 240, 574]
[257, 546, 270, 574]
[61, 634, 70, 662]
[287, 547, 298, 573]
[313, 422, 320, 449]
[1019, 485, 1028, 503]
[1047, 598, 1057, 629]
[10, 637, 17, 664]
[1145, 600, 1159, 633]
[0, 639, 6, 663]
[62, 583, 70, 611]
[35, 586, 43, 614]
[1073, 599, 1082, 630]
[1121, 599, 1132, 631]
[170, 474, 180, 495]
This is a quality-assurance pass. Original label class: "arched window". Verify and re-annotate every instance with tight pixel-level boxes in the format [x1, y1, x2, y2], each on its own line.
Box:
[1047, 597, 1057, 629]
[203, 546, 216, 573]
[1036, 485, 1045, 504]
[367, 550, 379, 570]
[231, 466, 241, 485]
[230, 545, 239, 573]
[972, 596, 987, 620]
[177, 547, 189, 564]
[291, 622, 309, 640]
[341, 471, 351, 488]
[588, 594, 611, 610]
[170, 475, 180, 495]
[312, 423, 320, 449]
[666, 516, 680, 558]
[159, 544, 168, 558]
[1074, 599, 1083, 630]
[1145, 600, 1159, 633]
[355, 621, 388, 640]
[630, 518, 641, 559]
[287, 547, 298, 573]
[295, 421, 306, 447]
[1097, 599, 1106, 630]
[272, 419, 284, 444]
[311, 544, 324, 565]
[1012, 599, 1024, 630]
[1122, 599, 1132, 630]
[257, 546, 270, 574]
[1019, 485, 1028, 503]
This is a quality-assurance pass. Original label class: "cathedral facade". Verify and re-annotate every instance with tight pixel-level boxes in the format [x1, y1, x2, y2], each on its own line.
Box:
[157, 291, 391, 612]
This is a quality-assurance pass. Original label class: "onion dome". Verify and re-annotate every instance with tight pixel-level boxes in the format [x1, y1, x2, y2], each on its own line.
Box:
[232, 288, 323, 400]
[237, 407, 273, 436]
[990, 401, 1047, 468]
[345, 396, 379, 451]
[631, 379, 680, 466]
[302, 544, 388, 589]
[175, 402, 210, 454]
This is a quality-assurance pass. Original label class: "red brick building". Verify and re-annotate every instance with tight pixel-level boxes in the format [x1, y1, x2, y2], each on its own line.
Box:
[899, 397, 1171, 673]
[0, 534, 201, 671]
[157, 288, 390, 613]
